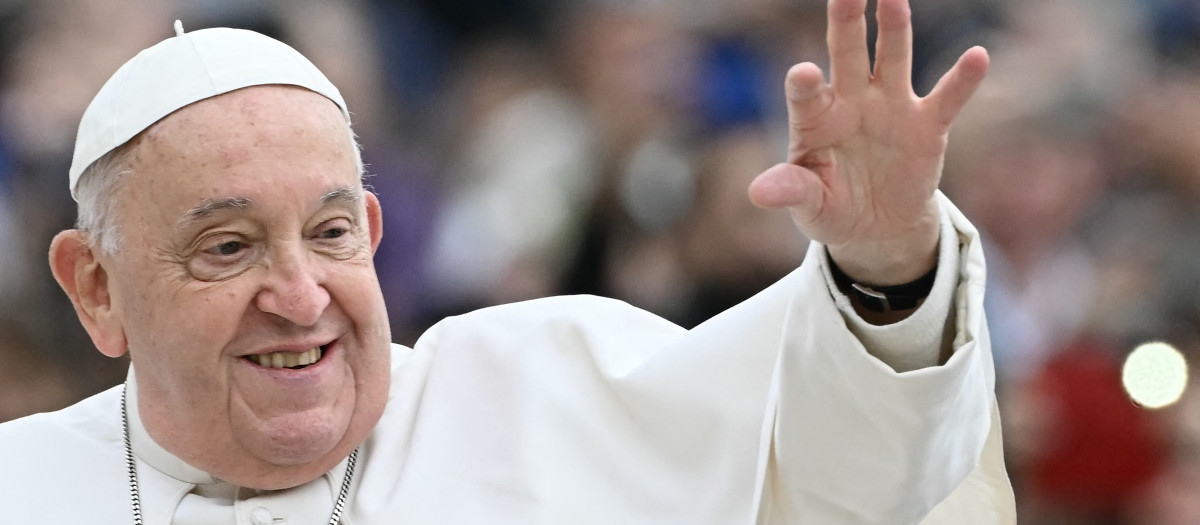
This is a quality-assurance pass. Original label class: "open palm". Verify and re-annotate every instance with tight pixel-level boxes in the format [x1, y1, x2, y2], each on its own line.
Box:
[749, 0, 989, 285]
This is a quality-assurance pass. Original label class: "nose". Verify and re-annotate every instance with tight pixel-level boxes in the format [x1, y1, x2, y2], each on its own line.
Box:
[254, 243, 330, 327]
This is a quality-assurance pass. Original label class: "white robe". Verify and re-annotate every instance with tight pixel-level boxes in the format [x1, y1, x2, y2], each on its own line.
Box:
[0, 194, 1015, 524]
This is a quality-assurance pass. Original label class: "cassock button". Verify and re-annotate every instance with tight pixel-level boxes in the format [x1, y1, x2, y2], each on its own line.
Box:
[250, 507, 274, 525]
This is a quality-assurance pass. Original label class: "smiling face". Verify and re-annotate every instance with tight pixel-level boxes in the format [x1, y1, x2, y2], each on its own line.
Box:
[95, 85, 391, 489]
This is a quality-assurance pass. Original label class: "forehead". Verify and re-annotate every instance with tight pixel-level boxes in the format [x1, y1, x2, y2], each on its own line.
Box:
[124, 85, 358, 212]
[138, 85, 350, 162]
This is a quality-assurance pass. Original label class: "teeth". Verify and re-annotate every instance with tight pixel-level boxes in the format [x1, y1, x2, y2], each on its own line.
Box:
[248, 347, 323, 369]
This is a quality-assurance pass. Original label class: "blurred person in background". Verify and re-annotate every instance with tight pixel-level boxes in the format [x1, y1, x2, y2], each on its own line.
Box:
[0, 320, 74, 422]
[1110, 57, 1200, 525]
[942, 0, 1200, 523]
[553, 2, 706, 320]
[677, 126, 808, 327]
[423, 36, 600, 317]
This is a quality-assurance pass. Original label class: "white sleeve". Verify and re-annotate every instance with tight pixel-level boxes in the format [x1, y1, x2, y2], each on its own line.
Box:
[822, 202, 961, 374]
[753, 192, 1014, 524]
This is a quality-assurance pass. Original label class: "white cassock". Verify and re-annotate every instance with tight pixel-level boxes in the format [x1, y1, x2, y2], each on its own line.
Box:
[0, 194, 1015, 524]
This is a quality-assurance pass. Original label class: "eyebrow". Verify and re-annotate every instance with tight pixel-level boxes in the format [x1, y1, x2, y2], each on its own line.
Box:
[176, 197, 254, 231]
[321, 186, 362, 207]
[173, 186, 362, 232]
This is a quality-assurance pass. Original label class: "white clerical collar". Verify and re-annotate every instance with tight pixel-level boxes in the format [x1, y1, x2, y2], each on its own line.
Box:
[124, 366, 351, 491]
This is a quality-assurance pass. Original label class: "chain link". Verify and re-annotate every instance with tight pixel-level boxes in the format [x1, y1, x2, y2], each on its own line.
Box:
[121, 385, 144, 525]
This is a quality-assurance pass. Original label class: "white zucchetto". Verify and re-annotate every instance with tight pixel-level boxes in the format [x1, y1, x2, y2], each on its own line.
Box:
[68, 22, 350, 200]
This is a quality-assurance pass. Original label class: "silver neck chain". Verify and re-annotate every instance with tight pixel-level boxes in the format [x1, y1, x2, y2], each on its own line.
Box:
[121, 384, 359, 525]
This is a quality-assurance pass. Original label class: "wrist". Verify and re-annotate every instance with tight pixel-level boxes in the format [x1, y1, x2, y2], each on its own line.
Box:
[825, 209, 940, 285]
[828, 252, 937, 314]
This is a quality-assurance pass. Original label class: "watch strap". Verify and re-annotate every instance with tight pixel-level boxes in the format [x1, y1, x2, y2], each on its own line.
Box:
[828, 255, 938, 314]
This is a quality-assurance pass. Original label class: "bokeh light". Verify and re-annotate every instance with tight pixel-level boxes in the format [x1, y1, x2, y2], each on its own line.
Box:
[1122, 342, 1189, 409]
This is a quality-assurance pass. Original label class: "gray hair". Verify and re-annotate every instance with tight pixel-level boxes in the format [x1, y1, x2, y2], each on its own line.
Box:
[75, 124, 365, 255]
[74, 144, 134, 255]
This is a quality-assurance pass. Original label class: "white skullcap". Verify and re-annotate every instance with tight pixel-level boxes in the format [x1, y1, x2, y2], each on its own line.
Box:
[68, 21, 350, 200]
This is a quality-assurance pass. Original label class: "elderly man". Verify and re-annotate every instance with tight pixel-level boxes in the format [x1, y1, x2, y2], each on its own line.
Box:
[0, 0, 1014, 523]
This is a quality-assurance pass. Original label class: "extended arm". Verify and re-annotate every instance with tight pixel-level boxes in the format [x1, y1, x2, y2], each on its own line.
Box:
[745, 0, 1011, 521]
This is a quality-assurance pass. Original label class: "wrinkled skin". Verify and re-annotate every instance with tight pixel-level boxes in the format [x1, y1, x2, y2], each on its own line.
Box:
[50, 86, 391, 489]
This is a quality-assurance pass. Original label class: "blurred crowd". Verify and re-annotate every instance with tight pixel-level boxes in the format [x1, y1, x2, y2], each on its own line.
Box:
[1, 0, 1198, 522]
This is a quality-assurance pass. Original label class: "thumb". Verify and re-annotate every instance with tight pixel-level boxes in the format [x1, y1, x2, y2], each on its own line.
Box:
[748, 162, 825, 223]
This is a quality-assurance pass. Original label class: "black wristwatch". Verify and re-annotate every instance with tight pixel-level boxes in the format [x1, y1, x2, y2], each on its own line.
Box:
[828, 255, 938, 314]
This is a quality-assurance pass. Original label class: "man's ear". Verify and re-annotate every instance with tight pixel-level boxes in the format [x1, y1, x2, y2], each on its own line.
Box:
[365, 191, 383, 255]
[48, 231, 128, 358]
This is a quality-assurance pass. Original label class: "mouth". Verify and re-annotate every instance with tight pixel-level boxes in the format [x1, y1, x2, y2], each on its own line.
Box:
[243, 344, 328, 370]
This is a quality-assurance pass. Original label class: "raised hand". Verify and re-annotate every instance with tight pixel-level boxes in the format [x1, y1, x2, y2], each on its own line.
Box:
[748, 0, 989, 286]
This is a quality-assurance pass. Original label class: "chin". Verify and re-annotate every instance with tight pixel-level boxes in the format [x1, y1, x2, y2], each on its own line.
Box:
[256, 395, 384, 469]
[225, 424, 354, 490]
[228, 368, 389, 487]
[248, 411, 351, 467]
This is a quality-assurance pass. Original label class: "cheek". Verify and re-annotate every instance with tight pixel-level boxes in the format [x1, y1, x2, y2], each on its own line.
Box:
[333, 267, 391, 367]
[331, 259, 388, 323]
[347, 334, 391, 439]
[129, 281, 254, 369]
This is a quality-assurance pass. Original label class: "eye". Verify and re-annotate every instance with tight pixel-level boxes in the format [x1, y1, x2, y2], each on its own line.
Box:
[312, 217, 356, 243]
[316, 226, 347, 240]
[188, 235, 258, 282]
[207, 240, 247, 256]
[310, 219, 358, 259]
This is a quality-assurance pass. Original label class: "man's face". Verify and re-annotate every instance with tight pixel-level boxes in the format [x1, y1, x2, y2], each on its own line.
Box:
[99, 86, 390, 489]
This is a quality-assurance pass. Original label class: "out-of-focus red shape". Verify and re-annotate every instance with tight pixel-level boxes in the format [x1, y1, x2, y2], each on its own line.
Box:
[1028, 339, 1169, 513]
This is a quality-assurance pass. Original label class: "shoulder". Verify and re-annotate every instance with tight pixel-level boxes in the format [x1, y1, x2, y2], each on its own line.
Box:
[415, 295, 685, 376]
[0, 385, 128, 514]
[439, 294, 680, 337]
[428, 294, 684, 346]
[0, 383, 123, 452]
